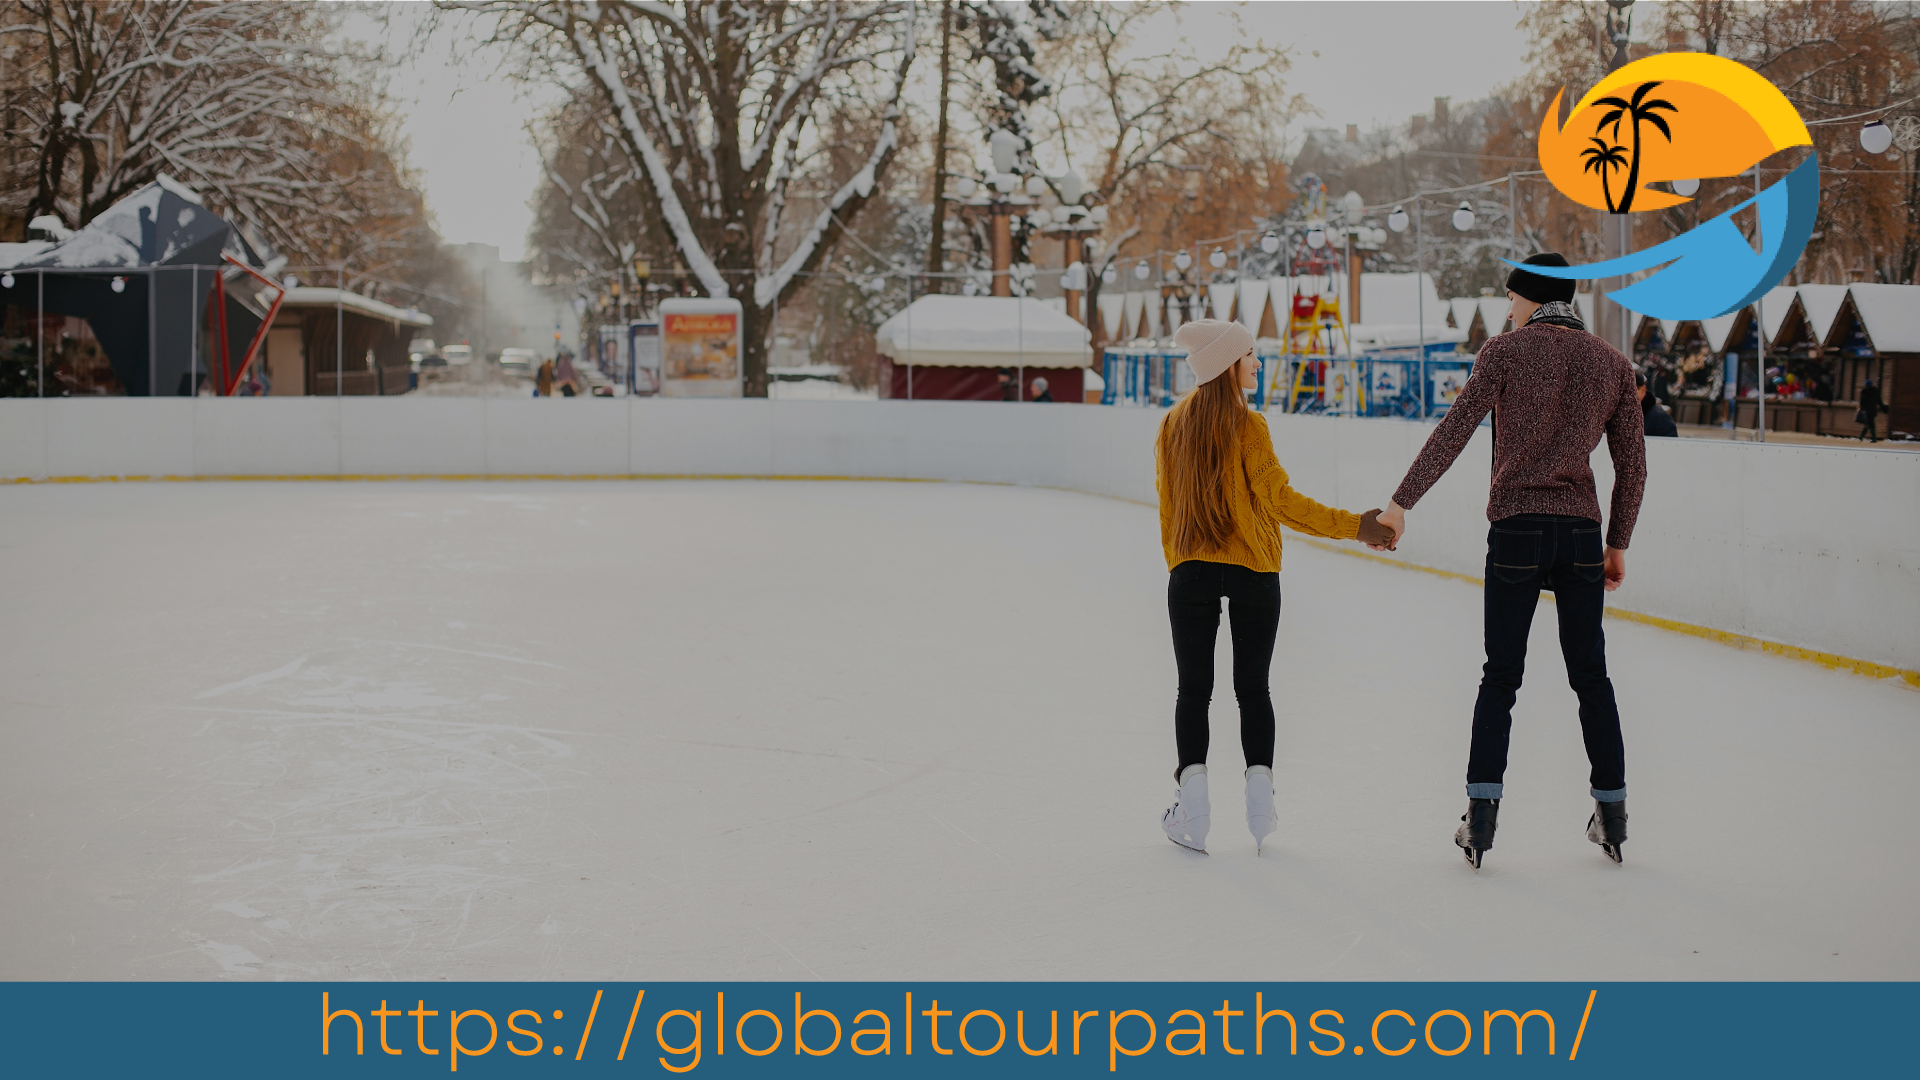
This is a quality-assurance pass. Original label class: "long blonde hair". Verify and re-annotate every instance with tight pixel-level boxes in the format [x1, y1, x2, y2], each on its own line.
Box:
[1157, 367, 1248, 558]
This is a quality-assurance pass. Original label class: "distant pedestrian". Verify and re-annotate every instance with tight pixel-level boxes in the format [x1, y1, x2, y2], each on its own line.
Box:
[536, 359, 554, 398]
[1637, 372, 1676, 437]
[1857, 378, 1882, 442]
[1029, 376, 1053, 402]
[556, 352, 579, 396]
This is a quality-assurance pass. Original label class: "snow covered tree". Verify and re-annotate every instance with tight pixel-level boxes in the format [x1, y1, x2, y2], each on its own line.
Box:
[4, 3, 333, 240]
[0, 1, 453, 305]
[457, 0, 921, 396]
[1030, 2, 1294, 340]
[529, 97, 676, 312]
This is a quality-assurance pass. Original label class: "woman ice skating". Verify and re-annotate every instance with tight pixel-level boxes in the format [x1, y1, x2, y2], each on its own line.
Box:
[1374, 253, 1647, 870]
[1154, 319, 1397, 854]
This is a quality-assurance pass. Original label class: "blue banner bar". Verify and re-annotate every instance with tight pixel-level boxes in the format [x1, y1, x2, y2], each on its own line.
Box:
[4, 982, 1912, 1075]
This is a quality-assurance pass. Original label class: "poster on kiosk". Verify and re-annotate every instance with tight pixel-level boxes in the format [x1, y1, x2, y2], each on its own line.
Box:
[658, 297, 744, 397]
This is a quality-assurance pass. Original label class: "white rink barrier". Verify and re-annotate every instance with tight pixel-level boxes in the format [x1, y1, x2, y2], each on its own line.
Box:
[2, 397, 1916, 676]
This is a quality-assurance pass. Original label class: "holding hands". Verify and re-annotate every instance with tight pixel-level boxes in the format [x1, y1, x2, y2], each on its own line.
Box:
[1360, 501, 1407, 551]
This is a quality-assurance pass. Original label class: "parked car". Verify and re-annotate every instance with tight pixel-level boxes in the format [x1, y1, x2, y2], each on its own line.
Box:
[407, 337, 439, 373]
[442, 344, 473, 366]
[498, 348, 538, 379]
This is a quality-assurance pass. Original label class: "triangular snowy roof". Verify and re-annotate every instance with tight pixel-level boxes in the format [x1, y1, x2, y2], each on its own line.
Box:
[1478, 296, 1511, 337]
[875, 295, 1090, 368]
[1097, 292, 1126, 338]
[1756, 284, 1795, 341]
[1448, 298, 1478, 331]
[12, 176, 235, 270]
[1844, 284, 1920, 353]
[1702, 310, 1742, 352]
[1238, 278, 1270, 334]
[1795, 284, 1849, 342]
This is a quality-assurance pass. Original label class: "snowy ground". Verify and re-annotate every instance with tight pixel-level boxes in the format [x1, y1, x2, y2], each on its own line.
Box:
[2, 480, 1914, 982]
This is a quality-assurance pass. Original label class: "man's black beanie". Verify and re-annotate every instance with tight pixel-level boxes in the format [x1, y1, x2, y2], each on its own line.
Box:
[1506, 252, 1577, 305]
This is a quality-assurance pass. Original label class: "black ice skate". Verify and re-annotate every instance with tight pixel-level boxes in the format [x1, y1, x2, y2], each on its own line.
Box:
[1454, 798, 1499, 870]
[1586, 799, 1628, 863]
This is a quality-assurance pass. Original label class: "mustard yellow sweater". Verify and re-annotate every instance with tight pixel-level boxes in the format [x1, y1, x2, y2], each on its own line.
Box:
[1157, 411, 1361, 572]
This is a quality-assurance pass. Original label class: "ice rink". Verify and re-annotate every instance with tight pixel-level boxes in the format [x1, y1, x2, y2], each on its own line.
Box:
[2, 479, 1915, 981]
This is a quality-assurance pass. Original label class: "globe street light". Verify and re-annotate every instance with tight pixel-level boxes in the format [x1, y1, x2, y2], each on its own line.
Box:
[1261, 232, 1280, 254]
[1134, 261, 1151, 280]
[1173, 250, 1192, 271]
[989, 129, 1020, 174]
[1452, 201, 1476, 231]
[1306, 227, 1326, 249]
[1102, 266, 1117, 285]
[1861, 119, 1894, 155]
[1057, 170, 1084, 206]
[1387, 206, 1409, 233]
[1208, 247, 1227, 269]
[1342, 190, 1364, 226]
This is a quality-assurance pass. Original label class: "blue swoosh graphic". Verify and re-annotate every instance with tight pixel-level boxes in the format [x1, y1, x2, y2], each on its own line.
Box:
[1503, 155, 1820, 320]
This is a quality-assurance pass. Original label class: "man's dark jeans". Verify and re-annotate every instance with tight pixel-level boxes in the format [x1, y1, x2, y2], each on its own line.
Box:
[1466, 514, 1627, 801]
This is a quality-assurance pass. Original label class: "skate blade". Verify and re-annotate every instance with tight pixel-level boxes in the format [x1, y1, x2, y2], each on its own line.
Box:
[1600, 843, 1622, 864]
[1166, 833, 1208, 854]
[1460, 845, 1483, 870]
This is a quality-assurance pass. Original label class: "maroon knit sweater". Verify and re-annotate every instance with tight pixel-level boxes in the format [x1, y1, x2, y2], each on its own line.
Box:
[1392, 324, 1648, 549]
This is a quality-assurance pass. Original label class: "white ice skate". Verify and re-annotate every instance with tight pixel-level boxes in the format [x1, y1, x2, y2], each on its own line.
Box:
[1162, 764, 1210, 853]
[1245, 765, 1276, 853]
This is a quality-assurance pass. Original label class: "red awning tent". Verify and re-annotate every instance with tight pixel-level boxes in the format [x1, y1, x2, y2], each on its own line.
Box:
[875, 295, 1091, 401]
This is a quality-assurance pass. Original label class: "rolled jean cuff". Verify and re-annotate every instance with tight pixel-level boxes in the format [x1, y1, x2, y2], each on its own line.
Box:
[1466, 783, 1504, 799]
[1592, 787, 1627, 803]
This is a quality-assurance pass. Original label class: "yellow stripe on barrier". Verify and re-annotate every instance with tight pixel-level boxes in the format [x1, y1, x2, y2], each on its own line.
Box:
[7, 471, 1913, 689]
[1295, 536, 1920, 690]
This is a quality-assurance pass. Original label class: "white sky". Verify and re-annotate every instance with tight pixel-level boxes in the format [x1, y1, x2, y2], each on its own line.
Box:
[345, 2, 1540, 263]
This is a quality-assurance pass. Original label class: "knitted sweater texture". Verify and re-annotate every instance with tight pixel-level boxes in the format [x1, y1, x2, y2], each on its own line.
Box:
[1391, 324, 1647, 549]
[1158, 410, 1361, 572]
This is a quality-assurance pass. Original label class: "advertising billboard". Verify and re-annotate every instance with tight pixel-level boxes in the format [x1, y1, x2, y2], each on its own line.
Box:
[658, 298, 743, 397]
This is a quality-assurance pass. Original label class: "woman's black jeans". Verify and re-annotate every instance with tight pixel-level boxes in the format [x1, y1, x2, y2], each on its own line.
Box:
[1168, 560, 1281, 774]
[1467, 515, 1627, 802]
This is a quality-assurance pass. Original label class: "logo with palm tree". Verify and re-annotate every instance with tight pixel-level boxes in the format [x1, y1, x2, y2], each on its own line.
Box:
[1581, 139, 1630, 212]
[1524, 52, 1822, 322]
[1590, 81, 1677, 212]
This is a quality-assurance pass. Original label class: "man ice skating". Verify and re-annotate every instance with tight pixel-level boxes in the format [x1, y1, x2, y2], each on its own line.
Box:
[1373, 253, 1646, 869]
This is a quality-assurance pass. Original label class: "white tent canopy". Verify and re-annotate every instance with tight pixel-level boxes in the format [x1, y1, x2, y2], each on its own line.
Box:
[875, 295, 1090, 369]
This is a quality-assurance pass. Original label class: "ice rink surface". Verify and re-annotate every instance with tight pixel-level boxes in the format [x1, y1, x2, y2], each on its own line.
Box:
[2, 479, 1915, 982]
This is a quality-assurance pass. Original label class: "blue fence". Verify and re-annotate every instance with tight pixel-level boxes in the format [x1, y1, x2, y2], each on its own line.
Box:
[1101, 343, 1470, 419]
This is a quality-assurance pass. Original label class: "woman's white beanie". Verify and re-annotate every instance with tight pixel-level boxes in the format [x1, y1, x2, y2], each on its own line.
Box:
[1173, 319, 1254, 385]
